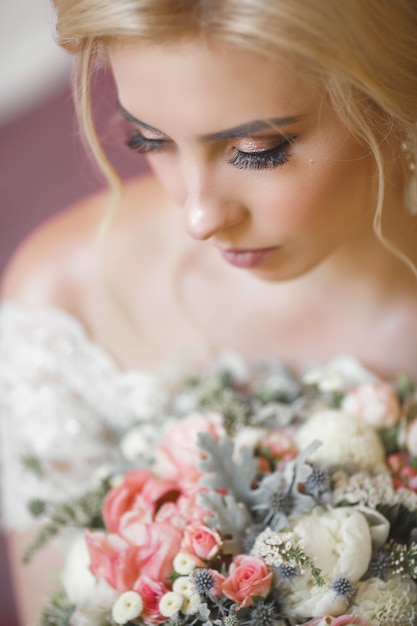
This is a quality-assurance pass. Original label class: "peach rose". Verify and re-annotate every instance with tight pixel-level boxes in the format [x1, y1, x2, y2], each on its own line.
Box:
[341, 382, 401, 428]
[222, 555, 273, 609]
[85, 530, 139, 591]
[103, 469, 180, 533]
[133, 576, 168, 624]
[155, 412, 226, 484]
[181, 522, 223, 561]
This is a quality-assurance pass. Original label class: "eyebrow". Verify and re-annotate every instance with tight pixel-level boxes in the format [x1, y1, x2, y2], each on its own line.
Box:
[118, 102, 302, 141]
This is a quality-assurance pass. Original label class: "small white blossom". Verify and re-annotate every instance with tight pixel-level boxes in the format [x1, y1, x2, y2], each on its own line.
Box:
[172, 576, 195, 597]
[111, 591, 143, 624]
[181, 593, 203, 615]
[159, 592, 183, 617]
[173, 552, 198, 575]
[119, 424, 158, 462]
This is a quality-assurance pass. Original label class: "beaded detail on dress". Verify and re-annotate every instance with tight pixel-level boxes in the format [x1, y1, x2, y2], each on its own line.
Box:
[0, 302, 171, 530]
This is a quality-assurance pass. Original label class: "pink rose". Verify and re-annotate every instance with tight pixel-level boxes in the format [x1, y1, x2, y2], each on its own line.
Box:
[155, 412, 226, 483]
[341, 382, 401, 428]
[85, 530, 139, 590]
[222, 555, 273, 609]
[118, 515, 183, 581]
[181, 522, 223, 561]
[103, 469, 181, 533]
[133, 575, 168, 624]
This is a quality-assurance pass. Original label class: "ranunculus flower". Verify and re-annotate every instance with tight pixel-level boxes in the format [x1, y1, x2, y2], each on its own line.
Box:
[103, 469, 181, 533]
[295, 410, 385, 470]
[118, 516, 183, 581]
[181, 522, 223, 561]
[155, 412, 226, 483]
[85, 531, 139, 591]
[222, 555, 273, 609]
[133, 576, 168, 624]
[341, 382, 401, 428]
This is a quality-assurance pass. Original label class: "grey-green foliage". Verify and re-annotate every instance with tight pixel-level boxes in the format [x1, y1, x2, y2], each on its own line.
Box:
[197, 490, 252, 554]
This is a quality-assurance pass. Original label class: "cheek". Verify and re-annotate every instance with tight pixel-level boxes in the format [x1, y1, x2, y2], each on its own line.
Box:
[255, 157, 372, 236]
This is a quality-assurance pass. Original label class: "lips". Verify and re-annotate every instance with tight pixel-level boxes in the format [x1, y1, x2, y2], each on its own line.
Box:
[217, 246, 278, 269]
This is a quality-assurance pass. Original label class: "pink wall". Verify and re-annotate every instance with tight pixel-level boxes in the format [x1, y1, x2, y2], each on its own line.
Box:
[0, 74, 149, 625]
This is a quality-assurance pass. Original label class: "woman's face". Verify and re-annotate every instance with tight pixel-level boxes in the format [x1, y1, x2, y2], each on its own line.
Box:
[110, 40, 378, 281]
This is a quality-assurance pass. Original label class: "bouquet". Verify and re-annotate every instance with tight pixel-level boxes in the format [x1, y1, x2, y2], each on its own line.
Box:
[25, 353, 417, 626]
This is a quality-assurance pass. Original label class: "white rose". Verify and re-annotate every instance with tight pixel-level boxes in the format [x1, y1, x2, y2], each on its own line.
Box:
[295, 409, 385, 469]
[61, 532, 97, 606]
[292, 507, 372, 581]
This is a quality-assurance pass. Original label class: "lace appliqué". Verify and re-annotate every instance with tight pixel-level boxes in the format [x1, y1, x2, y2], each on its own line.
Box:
[0, 303, 169, 530]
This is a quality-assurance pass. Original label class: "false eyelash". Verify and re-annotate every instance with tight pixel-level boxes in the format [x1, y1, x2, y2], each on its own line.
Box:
[229, 138, 296, 171]
[125, 131, 166, 154]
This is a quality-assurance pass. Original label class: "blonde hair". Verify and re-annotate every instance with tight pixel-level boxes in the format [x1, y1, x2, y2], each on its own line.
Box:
[53, 0, 417, 264]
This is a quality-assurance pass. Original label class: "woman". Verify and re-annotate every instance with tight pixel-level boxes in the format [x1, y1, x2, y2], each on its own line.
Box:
[1, 1, 417, 624]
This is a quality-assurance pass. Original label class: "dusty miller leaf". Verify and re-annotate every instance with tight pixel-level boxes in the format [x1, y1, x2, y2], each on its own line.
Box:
[197, 490, 251, 555]
[197, 433, 258, 505]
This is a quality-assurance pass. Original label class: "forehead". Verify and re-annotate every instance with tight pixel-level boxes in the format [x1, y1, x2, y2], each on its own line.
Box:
[109, 40, 321, 135]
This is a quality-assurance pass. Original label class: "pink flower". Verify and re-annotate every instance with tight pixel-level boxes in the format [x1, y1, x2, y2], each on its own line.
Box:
[103, 469, 181, 533]
[155, 412, 226, 484]
[85, 530, 139, 590]
[181, 522, 223, 561]
[222, 555, 273, 609]
[341, 382, 401, 428]
[118, 515, 183, 581]
[133, 575, 168, 624]
[304, 617, 368, 626]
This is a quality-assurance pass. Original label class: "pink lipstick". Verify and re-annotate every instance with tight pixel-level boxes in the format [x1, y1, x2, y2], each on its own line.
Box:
[218, 246, 278, 269]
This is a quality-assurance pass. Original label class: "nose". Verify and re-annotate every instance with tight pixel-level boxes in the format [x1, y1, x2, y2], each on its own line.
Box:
[183, 174, 247, 241]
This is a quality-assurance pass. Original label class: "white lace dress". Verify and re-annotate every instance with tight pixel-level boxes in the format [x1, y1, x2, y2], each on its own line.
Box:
[0, 302, 174, 531]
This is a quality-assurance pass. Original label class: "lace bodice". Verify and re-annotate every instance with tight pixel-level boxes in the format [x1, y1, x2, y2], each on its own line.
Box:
[0, 302, 177, 530]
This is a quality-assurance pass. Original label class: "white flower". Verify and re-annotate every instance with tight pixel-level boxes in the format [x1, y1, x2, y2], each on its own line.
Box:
[172, 575, 195, 597]
[173, 553, 198, 575]
[119, 423, 159, 462]
[284, 576, 349, 620]
[303, 356, 377, 393]
[181, 593, 203, 615]
[291, 507, 372, 581]
[295, 409, 385, 470]
[111, 591, 143, 624]
[341, 381, 401, 428]
[233, 426, 268, 456]
[159, 592, 183, 617]
[351, 576, 417, 626]
[61, 532, 97, 606]
[214, 350, 250, 384]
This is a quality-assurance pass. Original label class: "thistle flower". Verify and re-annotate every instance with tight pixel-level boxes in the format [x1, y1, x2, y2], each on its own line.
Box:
[330, 577, 356, 605]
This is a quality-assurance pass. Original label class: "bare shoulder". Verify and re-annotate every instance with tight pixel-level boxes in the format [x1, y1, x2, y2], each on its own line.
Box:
[0, 174, 169, 312]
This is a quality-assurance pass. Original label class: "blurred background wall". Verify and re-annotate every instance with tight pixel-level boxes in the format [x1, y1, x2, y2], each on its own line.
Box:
[0, 2, 148, 623]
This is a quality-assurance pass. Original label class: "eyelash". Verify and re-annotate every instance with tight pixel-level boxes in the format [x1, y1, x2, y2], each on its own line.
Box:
[126, 132, 296, 171]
